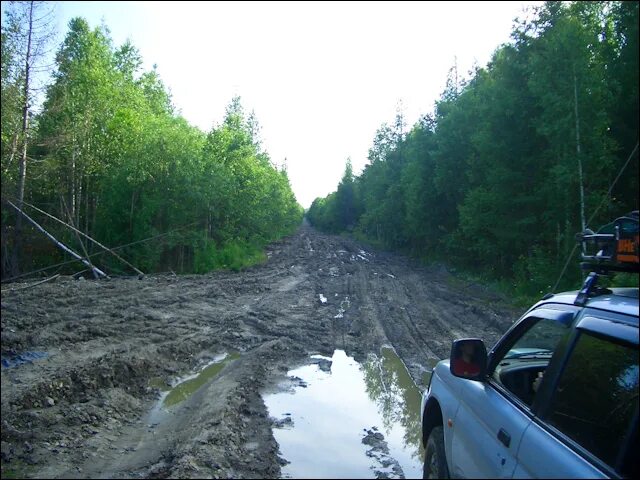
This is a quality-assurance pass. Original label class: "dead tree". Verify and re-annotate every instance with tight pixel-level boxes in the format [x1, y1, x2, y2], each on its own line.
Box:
[4, 1, 55, 277]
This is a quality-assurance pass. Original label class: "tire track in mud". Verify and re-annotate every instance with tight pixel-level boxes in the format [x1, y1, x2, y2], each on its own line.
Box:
[1, 224, 519, 479]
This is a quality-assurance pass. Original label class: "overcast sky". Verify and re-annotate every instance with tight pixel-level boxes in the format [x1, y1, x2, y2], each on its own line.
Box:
[20, 1, 542, 208]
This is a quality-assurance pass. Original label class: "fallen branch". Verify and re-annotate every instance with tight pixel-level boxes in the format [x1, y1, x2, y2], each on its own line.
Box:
[2, 274, 60, 292]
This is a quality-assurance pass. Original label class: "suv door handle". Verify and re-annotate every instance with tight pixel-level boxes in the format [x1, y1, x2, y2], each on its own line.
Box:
[497, 428, 511, 448]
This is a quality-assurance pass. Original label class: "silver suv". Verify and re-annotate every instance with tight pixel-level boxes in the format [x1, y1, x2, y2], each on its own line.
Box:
[421, 213, 639, 478]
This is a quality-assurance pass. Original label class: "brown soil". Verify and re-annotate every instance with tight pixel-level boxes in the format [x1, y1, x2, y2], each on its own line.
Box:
[1, 223, 520, 478]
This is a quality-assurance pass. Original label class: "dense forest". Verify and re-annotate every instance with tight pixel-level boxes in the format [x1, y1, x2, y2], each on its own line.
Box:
[1, 6, 303, 280]
[308, 1, 639, 297]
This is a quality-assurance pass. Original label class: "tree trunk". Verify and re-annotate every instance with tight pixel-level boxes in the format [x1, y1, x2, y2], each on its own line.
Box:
[556, 221, 561, 261]
[9, 200, 107, 279]
[84, 177, 90, 253]
[76, 174, 82, 230]
[7, 131, 19, 168]
[10, 0, 34, 277]
[92, 195, 98, 241]
[130, 190, 137, 235]
[70, 141, 76, 224]
[62, 194, 97, 278]
[574, 71, 585, 231]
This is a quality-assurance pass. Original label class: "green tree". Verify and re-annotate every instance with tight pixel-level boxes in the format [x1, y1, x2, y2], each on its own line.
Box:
[6, 16, 302, 278]
[309, 1, 638, 297]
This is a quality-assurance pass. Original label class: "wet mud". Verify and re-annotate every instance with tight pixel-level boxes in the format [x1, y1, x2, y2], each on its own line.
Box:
[1, 223, 518, 478]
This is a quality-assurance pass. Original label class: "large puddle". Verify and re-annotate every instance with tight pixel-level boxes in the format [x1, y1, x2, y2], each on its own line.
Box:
[263, 348, 424, 479]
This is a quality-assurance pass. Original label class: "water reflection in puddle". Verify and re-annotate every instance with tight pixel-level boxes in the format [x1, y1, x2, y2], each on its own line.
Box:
[263, 348, 424, 479]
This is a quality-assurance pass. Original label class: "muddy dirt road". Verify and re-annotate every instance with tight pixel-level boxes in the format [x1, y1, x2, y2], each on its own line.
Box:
[1, 223, 519, 478]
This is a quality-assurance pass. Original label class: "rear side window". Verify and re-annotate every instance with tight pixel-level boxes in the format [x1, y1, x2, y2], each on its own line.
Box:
[546, 331, 638, 473]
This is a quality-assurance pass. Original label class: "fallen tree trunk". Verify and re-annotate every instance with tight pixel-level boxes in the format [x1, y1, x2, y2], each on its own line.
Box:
[6, 200, 108, 279]
[18, 198, 144, 278]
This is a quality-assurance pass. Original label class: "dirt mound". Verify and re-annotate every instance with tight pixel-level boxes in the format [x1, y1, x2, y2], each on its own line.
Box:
[1, 224, 518, 478]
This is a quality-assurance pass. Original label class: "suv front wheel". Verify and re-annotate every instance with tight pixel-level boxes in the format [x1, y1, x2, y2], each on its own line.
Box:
[423, 425, 449, 479]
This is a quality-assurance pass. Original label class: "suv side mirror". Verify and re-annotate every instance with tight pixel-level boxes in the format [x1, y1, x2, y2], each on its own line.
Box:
[450, 338, 487, 381]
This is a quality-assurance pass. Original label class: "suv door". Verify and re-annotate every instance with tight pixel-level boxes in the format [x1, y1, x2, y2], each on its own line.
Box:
[514, 311, 639, 478]
[450, 307, 575, 478]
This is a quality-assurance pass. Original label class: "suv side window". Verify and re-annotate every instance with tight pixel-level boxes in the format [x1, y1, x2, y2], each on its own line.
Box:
[545, 330, 638, 474]
[492, 317, 569, 407]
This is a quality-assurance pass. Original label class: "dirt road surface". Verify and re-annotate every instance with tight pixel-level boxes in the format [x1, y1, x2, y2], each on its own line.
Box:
[1, 223, 519, 478]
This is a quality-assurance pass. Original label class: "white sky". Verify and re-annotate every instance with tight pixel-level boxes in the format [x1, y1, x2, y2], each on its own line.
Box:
[10, 1, 543, 208]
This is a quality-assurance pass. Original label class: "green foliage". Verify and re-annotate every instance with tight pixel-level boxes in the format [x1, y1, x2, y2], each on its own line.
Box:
[309, 1, 639, 298]
[0, 22, 24, 181]
[0, 13, 302, 278]
[307, 158, 361, 233]
[513, 245, 568, 298]
[608, 272, 640, 289]
[194, 237, 267, 273]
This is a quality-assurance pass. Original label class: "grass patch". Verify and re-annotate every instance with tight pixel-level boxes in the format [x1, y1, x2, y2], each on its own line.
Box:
[163, 352, 241, 407]
[442, 265, 560, 309]
[194, 238, 267, 273]
[1, 463, 35, 479]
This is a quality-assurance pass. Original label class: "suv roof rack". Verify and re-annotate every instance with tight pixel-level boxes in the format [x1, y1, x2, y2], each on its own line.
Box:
[574, 211, 639, 306]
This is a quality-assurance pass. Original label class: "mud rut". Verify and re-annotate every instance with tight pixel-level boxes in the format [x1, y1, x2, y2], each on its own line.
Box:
[1, 223, 519, 479]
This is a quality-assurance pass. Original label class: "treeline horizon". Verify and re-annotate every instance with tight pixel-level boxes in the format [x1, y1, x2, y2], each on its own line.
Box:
[1, 9, 303, 279]
[308, 1, 639, 297]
